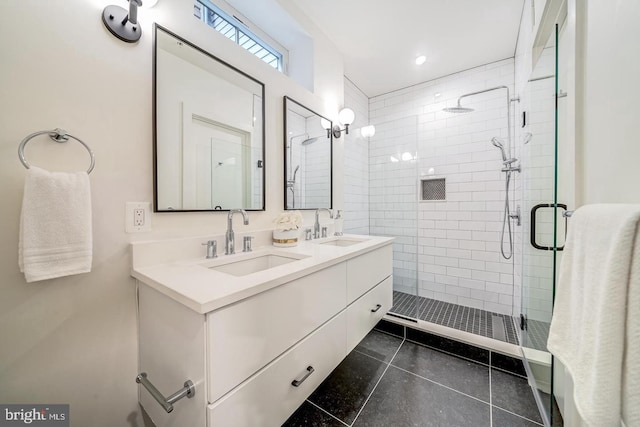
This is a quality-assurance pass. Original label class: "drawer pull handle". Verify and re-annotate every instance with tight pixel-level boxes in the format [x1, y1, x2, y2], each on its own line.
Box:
[135, 372, 195, 413]
[291, 366, 315, 387]
[371, 304, 382, 313]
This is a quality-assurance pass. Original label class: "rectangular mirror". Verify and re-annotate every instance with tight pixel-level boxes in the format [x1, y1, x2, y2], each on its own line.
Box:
[284, 96, 332, 210]
[154, 25, 265, 212]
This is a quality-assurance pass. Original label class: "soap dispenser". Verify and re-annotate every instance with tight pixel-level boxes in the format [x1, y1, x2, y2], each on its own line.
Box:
[334, 210, 344, 236]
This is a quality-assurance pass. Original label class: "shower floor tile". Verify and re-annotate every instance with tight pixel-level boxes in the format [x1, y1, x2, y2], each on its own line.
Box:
[390, 291, 520, 345]
[524, 319, 551, 352]
[284, 329, 544, 427]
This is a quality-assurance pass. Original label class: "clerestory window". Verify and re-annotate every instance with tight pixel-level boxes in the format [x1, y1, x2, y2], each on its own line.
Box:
[194, 0, 286, 73]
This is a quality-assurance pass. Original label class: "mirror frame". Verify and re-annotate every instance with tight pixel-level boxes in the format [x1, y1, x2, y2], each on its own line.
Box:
[283, 96, 333, 210]
[152, 24, 266, 212]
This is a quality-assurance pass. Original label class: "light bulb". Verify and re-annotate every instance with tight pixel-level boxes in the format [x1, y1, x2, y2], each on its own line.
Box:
[142, 0, 159, 8]
[338, 108, 355, 126]
[390, 156, 399, 163]
[361, 125, 376, 138]
[320, 118, 332, 130]
[401, 152, 413, 161]
[415, 55, 426, 65]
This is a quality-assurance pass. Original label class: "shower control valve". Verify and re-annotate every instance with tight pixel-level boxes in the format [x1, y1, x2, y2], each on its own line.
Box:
[510, 206, 522, 226]
[502, 163, 521, 173]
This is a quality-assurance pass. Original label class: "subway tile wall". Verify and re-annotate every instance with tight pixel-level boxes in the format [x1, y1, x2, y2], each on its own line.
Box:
[303, 114, 331, 209]
[286, 111, 306, 209]
[343, 78, 371, 234]
[368, 59, 518, 315]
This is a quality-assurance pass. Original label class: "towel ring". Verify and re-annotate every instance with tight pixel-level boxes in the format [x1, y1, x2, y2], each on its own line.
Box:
[18, 128, 95, 174]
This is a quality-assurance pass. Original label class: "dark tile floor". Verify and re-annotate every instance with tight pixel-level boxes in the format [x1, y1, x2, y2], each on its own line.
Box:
[284, 323, 544, 427]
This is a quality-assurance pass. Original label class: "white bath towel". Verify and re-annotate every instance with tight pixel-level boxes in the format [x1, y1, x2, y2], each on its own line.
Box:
[547, 204, 640, 427]
[19, 166, 93, 282]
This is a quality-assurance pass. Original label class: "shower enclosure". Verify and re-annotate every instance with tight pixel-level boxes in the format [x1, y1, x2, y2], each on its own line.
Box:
[370, 62, 522, 344]
[366, 33, 563, 423]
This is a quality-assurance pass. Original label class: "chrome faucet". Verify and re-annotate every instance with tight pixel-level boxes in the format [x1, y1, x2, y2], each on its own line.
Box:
[225, 209, 249, 255]
[314, 208, 333, 239]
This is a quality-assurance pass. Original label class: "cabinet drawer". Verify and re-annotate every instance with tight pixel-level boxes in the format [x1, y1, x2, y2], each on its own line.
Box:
[346, 276, 393, 353]
[206, 263, 346, 403]
[207, 311, 347, 427]
[346, 244, 392, 304]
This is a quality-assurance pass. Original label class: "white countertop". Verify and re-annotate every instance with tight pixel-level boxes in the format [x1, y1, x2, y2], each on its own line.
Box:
[131, 233, 394, 314]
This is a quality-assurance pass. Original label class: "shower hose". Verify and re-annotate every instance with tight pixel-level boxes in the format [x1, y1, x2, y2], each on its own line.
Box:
[500, 170, 514, 260]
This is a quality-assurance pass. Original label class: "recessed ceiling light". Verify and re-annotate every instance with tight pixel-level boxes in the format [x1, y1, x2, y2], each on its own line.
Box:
[415, 55, 426, 65]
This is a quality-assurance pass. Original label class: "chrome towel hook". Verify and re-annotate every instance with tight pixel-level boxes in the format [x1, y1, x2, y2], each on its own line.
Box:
[18, 128, 95, 174]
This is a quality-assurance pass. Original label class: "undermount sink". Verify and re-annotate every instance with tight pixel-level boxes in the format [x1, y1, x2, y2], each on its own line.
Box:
[317, 236, 370, 247]
[204, 250, 309, 277]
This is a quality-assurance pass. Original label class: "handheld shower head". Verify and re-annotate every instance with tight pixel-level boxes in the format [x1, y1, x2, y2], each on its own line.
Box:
[491, 137, 508, 162]
[292, 165, 300, 181]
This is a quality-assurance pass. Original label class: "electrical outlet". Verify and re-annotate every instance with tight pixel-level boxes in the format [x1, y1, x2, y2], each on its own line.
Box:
[134, 208, 145, 226]
[126, 202, 151, 233]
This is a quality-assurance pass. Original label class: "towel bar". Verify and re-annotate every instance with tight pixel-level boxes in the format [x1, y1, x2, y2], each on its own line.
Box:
[18, 128, 95, 174]
[136, 372, 195, 413]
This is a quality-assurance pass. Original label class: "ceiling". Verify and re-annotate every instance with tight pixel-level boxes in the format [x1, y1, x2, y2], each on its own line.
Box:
[291, 0, 525, 97]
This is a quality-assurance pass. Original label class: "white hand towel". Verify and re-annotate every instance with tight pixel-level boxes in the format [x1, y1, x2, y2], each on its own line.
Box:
[547, 204, 640, 427]
[19, 166, 92, 282]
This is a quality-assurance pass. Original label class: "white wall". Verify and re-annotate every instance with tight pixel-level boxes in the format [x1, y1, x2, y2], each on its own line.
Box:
[369, 59, 518, 315]
[0, 1, 344, 426]
[576, 0, 640, 205]
[155, 47, 258, 210]
[553, 0, 640, 422]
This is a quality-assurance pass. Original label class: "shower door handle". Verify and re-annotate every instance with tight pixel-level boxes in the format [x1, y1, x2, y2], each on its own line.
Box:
[530, 203, 567, 251]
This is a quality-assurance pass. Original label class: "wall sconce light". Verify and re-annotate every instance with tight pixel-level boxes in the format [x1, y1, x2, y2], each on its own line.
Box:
[322, 108, 355, 139]
[361, 125, 376, 138]
[102, 0, 144, 43]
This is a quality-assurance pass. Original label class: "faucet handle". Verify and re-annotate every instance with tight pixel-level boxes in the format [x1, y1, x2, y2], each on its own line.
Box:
[243, 236, 254, 253]
[321, 227, 328, 238]
[305, 228, 312, 241]
[201, 240, 217, 259]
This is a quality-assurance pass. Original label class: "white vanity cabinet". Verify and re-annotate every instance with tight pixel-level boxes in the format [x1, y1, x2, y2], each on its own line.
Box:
[135, 238, 393, 427]
[206, 263, 347, 403]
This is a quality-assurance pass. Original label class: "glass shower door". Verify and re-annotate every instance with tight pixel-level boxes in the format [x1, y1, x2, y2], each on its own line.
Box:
[369, 115, 419, 321]
[520, 24, 564, 426]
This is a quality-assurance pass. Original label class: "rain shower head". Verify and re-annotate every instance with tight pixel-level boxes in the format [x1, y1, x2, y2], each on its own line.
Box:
[491, 137, 508, 162]
[289, 133, 309, 145]
[301, 137, 319, 145]
[442, 102, 474, 113]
